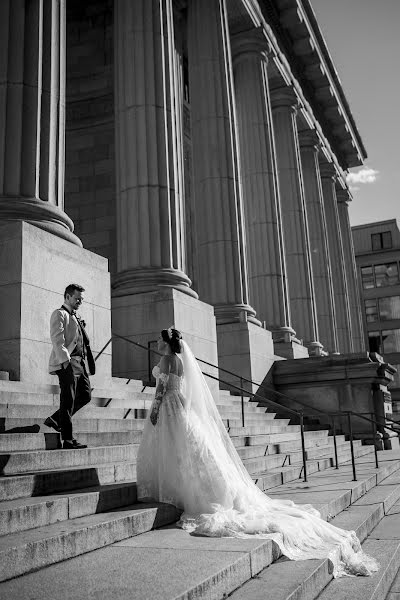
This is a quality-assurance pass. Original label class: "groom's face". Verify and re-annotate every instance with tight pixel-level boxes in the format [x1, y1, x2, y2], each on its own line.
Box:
[66, 290, 84, 311]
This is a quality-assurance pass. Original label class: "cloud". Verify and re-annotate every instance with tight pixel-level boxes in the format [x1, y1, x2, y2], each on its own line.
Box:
[346, 167, 379, 185]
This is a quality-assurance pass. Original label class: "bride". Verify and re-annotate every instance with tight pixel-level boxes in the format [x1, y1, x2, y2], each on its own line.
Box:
[136, 328, 378, 578]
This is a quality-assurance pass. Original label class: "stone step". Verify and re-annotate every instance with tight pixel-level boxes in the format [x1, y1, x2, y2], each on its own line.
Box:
[217, 405, 272, 415]
[0, 416, 146, 433]
[0, 444, 140, 475]
[228, 459, 400, 600]
[1, 453, 397, 599]
[228, 424, 300, 436]
[236, 438, 349, 461]
[0, 501, 181, 583]
[0, 430, 143, 452]
[231, 429, 329, 447]
[0, 481, 138, 536]
[222, 417, 291, 428]
[0, 402, 148, 421]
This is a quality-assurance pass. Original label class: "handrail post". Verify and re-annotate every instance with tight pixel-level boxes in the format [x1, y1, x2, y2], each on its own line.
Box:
[147, 341, 152, 383]
[240, 377, 245, 428]
[347, 412, 357, 481]
[371, 411, 379, 469]
[300, 412, 308, 483]
[331, 415, 339, 469]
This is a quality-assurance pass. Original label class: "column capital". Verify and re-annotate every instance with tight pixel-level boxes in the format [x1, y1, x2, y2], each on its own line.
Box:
[319, 161, 338, 181]
[270, 86, 299, 112]
[298, 129, 320, 151]
[335, 186, 353, 204]
[231, 27, 271, 64]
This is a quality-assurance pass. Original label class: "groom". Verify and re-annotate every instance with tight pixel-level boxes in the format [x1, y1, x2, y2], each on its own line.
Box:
[45, 283, 96, 449]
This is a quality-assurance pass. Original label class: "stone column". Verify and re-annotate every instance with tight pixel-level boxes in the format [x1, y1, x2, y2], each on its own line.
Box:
[270, 88, 322, 354]
[187, 0, 257, 325]
[299, 131, 338, 353]
[231, 31, 295, 342]
[320, 162, 353, 353]
[112, 0, 219, 389]
[0, 0, 80, 246]
[113, 0, 194, 297]
[336, 187, 365, 352]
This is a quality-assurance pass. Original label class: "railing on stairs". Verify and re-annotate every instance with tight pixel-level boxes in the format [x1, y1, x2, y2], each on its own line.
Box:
[94, 333, 397, 484]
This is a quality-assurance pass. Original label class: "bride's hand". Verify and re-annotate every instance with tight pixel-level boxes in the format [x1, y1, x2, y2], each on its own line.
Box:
[150, 408, 158, 426]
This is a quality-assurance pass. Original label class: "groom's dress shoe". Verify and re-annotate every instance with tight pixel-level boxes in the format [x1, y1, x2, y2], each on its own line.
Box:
[44, 417, 61, 433]
[63, 439, 87, 450]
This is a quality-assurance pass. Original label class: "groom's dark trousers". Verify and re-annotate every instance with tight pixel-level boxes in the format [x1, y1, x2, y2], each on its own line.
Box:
[50, 357, 91, 440]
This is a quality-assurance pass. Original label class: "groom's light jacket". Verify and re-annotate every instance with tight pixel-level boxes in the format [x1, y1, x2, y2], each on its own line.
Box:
[48, 305, 80, 374]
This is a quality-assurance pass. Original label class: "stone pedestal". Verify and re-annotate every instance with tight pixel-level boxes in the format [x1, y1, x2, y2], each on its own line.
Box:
[217, 322, 278, 394]
[273, 353, 398, 448]
[0, 222, 111, 386]
[111, 288, 219, 399]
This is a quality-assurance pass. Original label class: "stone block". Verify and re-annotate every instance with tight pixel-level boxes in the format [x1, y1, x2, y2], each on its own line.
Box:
[0, 221, 111, 385]
[112, 288, 219, 397]
[217, 321, 276, 393]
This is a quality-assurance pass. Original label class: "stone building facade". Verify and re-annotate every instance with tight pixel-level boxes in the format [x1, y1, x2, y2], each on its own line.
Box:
[0, 0, 373, 392]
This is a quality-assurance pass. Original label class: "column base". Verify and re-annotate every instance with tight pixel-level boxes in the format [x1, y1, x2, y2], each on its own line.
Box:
[216, 321, 276, 393]
[112, 267, 198, 299]
[214, 303, 261, 327]
[0, 221, 111, 386]
[0, 196, 82, 247]
[111, 287, 219, 399]
[307, 341, 326, 357]
[274, 340, 309, 359]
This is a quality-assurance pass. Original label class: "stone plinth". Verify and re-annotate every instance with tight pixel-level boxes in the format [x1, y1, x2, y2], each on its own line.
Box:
[273, 353, 398, 449]
[111, 288, 219, 399]
[0, 222, 111, 386]
[216, 322, 277, 394]
[274, 341, 309, 360]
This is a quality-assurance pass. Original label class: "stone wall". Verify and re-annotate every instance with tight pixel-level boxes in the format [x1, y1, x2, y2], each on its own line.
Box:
[65, 0, 116, 273]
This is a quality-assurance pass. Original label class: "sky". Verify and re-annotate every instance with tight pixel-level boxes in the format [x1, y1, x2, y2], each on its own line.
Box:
[309, 0, 400, 226]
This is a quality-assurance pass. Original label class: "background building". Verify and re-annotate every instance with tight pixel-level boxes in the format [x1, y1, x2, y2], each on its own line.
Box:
[353, 219, 400, 408]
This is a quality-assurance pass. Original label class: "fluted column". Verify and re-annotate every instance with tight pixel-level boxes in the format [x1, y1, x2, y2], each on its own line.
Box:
[299, 131, 338, 353]
[320, 162, 353, 353]
[270, 88, 322, 352]
[336, 187, 365, 352]
[231, 31, 294, 338]
[187, 0, 257, 324]
[113, 0, 196, 297]
[0, 0, 80, 245]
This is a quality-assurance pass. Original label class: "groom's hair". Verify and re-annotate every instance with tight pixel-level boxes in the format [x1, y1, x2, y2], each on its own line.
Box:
[64, 283, 85, 299]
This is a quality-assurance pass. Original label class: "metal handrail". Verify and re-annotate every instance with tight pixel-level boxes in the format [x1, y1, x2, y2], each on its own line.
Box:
[96, 333, 397, 482]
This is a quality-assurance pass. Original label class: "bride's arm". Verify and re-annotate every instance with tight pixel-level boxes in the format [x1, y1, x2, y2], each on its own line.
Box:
[150, 356, 171, 425]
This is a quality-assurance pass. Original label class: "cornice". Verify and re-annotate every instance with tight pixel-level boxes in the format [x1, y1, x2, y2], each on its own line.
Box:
[230, 0, 366, 170]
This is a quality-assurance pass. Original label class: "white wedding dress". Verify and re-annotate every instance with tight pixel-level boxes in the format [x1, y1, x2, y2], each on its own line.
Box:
[136, 341, 378, 578]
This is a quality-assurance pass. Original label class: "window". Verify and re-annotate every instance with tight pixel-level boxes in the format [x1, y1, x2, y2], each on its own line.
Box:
[374, 263, 399, 287]
[382, 329, 400, 353]
[371, 231, 392, 251]
[368, 331, 381, 353]
[378, 296, 400, 321]
[361, 266, 374, 289]
[365, 299, 378, 322]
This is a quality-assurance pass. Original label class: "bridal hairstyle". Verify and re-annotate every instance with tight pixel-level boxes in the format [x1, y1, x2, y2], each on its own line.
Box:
[161, 328, 182, 354]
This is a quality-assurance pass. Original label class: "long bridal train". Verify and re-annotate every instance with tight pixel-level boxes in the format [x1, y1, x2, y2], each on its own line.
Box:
[137, 339, 378, 578]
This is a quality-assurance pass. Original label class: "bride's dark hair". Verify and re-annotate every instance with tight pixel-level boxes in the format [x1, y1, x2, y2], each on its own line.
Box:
[161, 328, 182, 354]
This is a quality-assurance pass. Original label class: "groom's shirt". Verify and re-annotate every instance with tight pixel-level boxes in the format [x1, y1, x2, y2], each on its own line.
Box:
[48, 304, 83, 373]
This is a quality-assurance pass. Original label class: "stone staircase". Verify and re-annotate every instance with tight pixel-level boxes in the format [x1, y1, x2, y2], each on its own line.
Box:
[0, 376, 397, 599]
